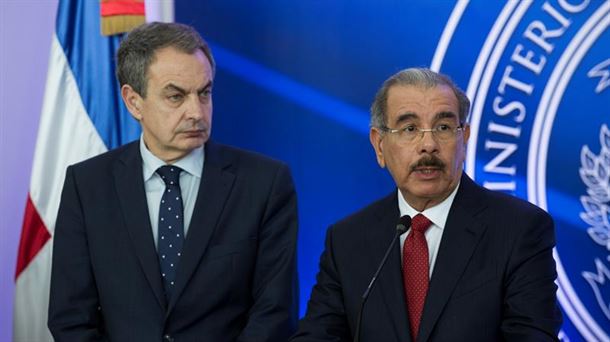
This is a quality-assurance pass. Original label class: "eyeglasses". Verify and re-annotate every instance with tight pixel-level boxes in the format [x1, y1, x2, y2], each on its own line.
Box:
[379, 123, 465, 142]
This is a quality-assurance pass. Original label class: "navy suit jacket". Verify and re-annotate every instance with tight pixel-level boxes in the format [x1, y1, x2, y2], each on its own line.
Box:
[292, 174, 561, 342]
[49, 140, 299, 342]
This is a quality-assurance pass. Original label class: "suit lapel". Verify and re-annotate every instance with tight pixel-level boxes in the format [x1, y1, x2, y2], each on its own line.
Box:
[373, 193, 412, 342]
[114, 142, 167, 310]
[168, 141, 236, 313]
[417, 175, 488, 342]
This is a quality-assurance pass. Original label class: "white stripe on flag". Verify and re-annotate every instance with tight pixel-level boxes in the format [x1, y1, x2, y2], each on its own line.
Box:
[14, 243, 53, 342]
[145, 0, 175, 23]
[29, 35, 107, 234]
[14, 34, 107, 342]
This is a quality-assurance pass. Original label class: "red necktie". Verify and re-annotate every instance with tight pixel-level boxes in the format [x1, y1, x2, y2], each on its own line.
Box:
[402, 214, 432, 340]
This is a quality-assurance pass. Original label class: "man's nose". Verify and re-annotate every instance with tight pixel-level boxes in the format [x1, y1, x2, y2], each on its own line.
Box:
[417, 129, 439, 153]
[185, 95, 205, 120]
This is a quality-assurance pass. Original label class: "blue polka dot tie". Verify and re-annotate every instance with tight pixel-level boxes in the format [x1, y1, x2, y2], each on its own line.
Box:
[156, 165, 185, 299]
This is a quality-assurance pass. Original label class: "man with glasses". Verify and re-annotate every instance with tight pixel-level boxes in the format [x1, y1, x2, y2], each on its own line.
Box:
[292, 68, 561, 341]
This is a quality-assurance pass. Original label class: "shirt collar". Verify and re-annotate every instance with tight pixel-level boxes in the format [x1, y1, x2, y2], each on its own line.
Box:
[140, 135, 204, 181]
[397, 181, 461, 230]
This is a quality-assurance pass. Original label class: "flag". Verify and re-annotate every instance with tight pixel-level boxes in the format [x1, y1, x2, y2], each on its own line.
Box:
[13, 0, 147, 340]
[101, 0, 146, 36]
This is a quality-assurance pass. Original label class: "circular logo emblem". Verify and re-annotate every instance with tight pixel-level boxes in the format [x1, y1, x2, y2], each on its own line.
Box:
[435, 2, 610, 340]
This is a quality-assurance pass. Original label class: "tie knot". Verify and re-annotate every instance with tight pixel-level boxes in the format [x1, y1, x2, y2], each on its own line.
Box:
[411, 214, 432, 233]
[156, 165, 182, 186]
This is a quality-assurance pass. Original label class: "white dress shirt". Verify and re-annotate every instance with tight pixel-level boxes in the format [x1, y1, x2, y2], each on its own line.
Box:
[398, 182, 460, 278]
[140, 137, 204, 249]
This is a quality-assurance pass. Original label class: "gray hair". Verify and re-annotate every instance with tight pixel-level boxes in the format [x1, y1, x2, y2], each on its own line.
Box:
[116, 22, 215, 97]
[370, 67, 470, 128]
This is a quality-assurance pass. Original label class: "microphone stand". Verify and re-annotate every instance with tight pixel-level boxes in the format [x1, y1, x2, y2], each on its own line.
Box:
[354, 216, 411, 342]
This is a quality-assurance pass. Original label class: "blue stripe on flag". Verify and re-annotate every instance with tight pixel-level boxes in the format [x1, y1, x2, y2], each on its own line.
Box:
[55, 0, 140, 150]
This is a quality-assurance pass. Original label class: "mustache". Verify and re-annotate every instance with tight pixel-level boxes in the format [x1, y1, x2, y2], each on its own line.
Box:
[410, 155, 446, 172]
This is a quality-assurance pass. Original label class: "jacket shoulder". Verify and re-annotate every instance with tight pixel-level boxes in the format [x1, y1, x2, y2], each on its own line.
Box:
[209, 142, 291, 178]
[330, 192, 396, 233]
[457, 174, 551, 221]
[481, 184, 550, 220]
[68, 140, 139, 174]
[213, 142, 286, 166]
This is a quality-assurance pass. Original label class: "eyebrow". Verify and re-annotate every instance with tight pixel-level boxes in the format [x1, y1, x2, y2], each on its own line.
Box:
[198, 81, 213, 94]
[394, 112, 418, 126]
[162, 80, 213, 94]
[393, 111, 458, 125]
[163, 83, 187, 94]
[435, 111, 458, 121]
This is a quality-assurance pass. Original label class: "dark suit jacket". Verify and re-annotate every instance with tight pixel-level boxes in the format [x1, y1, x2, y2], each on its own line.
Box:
[48, 140, 299, 342]
[292, 174, 561, 342]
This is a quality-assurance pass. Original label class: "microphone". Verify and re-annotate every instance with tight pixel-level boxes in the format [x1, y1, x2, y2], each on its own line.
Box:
[354, 215, 411, 342]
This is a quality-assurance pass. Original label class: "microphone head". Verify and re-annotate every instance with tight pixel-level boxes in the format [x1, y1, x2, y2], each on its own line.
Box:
[396, 215, 412, 234]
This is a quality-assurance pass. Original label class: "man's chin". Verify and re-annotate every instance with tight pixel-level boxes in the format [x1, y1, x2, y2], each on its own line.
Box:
[402, 179, 447, 196]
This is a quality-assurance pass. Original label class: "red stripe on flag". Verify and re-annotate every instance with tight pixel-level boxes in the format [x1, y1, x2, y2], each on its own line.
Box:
[15, 195, 51, 279]
[101, 1, 145, 16]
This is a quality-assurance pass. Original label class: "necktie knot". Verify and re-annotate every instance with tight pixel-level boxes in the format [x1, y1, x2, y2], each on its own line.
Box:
[156, 165, 182, 186]
[411, 214, 432, 233]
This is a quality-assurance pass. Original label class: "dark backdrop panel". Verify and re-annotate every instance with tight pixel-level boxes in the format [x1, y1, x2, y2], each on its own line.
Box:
[176, 2, 610, 340]
[176, 0, 453, 319]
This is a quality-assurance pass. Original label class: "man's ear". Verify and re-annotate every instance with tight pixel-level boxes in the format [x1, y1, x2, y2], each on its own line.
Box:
[121, 84, 143, 120]
[370, 127, 386, 168]
[462, 123, 471, 145]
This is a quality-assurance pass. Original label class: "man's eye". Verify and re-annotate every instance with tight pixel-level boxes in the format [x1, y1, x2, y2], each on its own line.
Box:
[404, 125, 417, 132]
[168, 94, 184, 102]
[199, 89, 212, 98]
[436, 124, 451, 132]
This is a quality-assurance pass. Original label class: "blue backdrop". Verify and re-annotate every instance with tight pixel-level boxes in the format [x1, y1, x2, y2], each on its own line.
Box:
[177, 1, 610, 341]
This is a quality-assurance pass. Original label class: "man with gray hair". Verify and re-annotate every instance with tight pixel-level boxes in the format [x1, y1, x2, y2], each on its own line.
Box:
[292, 68, 561, 341]
[48, 22, 298, 341]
